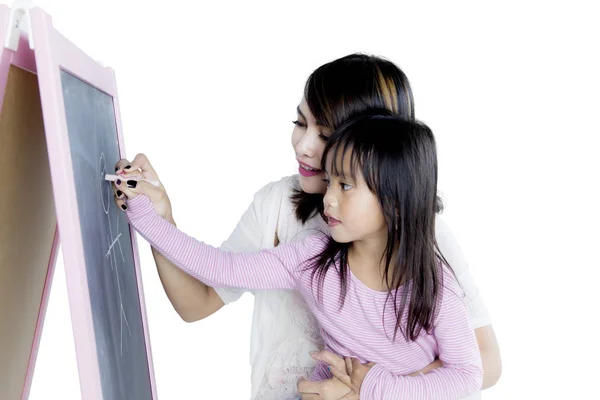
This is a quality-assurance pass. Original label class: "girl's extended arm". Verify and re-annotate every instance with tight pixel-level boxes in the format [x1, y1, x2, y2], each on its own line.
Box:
[126, 194, 321, 291]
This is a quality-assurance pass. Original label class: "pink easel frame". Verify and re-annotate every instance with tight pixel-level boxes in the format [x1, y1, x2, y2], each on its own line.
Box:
[0, 5, 60, 399]
[29, 7, 157, 399]
[0, 5, 157, 399]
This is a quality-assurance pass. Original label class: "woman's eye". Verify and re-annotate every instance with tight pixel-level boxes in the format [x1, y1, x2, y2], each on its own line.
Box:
[321, 178, 330, 187]
[341, 183, 352, 191]
[318, 132, 329, 141]
[292, 120, 307, 128]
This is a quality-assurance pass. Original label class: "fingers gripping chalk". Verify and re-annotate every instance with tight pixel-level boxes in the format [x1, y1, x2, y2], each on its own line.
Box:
[104, 174, 160, 188]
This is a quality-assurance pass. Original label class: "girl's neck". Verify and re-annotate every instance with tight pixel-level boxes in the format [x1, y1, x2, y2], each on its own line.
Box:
[348, 237, 399, 290]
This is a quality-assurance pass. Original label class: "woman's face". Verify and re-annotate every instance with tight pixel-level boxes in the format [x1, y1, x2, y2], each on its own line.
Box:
[291, 98, 332, 194]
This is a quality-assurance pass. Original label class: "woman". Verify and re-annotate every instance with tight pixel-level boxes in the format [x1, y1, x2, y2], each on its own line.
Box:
[113, 53, 501, 399]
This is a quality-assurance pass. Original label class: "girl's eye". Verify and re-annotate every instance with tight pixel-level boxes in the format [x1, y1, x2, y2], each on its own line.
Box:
[318, 132, 329, 141]
[321, 178, 330, 188]
[341, 183, 352, 191]
[292, 120, 307, 128]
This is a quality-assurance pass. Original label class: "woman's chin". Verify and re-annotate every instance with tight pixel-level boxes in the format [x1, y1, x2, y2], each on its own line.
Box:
[298, 174, 326, 194]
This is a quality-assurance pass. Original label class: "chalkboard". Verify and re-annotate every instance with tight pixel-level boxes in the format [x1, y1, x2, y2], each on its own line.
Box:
[60, 70, 152, 400]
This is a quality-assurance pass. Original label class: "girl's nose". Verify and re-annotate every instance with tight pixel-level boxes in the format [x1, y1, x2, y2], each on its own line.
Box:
[323, 190, 338, 209]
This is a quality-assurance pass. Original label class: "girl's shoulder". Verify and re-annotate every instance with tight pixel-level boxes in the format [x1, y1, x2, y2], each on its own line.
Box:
[439, 264, 465, 297]
[435, 264, 469, 318]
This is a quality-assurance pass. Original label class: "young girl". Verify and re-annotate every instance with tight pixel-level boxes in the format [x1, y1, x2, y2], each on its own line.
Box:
[121, 113, 484, 399]
[113, 53, 499, 399]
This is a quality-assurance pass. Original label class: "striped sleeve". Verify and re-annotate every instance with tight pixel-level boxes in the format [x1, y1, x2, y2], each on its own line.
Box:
[126, 194, 322, 291]
[360, 286, 483, 399]
[309, 361, 333, 381]
[214, 179, 283, 304]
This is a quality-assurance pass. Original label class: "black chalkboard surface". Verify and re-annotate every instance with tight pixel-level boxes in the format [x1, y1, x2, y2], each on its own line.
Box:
[60, 70, 152, 400]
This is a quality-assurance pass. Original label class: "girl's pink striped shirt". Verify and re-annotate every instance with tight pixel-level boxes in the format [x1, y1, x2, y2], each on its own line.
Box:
[126, 195, 482, 399]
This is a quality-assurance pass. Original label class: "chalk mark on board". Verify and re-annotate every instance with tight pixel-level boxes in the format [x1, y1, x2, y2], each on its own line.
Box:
[105, 234, 123, 258]
[100, 153, 131, 357]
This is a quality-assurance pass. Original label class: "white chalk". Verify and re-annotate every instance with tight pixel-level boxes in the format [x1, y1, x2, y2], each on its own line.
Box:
[104, 174, 160, 188]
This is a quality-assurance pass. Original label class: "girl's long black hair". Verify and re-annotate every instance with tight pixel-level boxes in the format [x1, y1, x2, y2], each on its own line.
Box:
[306, 112, 447, 342]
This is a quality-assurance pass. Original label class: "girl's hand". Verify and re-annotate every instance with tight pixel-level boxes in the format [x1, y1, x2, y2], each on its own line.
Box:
[112, 153, 173, 220]
[307, 351, 375, 399]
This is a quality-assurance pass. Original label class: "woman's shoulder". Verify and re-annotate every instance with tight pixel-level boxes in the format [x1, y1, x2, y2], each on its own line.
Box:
[257, 174, 301, 217]
[251, 174, 327, 239]
[254, 175, 295, 197]
[434, 214, 452, 238]
[286, 174, 302, 191]
[263, 174, 301, 199]
[250, 175, 297, 210]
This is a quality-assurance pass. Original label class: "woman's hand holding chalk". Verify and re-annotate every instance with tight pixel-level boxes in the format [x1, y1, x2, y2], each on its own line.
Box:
[105, 174, 161, 188]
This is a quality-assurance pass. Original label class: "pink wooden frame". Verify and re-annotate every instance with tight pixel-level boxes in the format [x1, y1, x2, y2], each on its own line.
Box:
[0, 5, 60, 400]
[1, 6, 158, 399]
[0, 6, 37, 114]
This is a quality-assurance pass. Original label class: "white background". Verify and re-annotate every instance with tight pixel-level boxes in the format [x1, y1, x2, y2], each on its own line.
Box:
[3, 0, 598, 398]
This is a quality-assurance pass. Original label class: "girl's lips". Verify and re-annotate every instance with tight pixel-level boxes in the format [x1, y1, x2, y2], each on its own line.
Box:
[325, 215, 341, 227]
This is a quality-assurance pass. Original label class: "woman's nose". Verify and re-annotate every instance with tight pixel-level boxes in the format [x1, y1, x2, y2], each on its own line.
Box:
[295, 128, 320, 158]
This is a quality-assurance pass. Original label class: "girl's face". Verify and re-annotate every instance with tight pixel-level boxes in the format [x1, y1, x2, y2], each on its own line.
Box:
[291, 98, 332, 194]
[322, 151, 387, 245]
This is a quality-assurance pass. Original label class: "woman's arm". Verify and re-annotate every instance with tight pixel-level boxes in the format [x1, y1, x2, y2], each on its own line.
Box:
[114, 155, 280, 322]
[150, 222, 226, 322]
[435, 217, 502, 388]
[172, 178, 284, 318]
[114, 155, 223, 322]
[476, 325, 502, 389]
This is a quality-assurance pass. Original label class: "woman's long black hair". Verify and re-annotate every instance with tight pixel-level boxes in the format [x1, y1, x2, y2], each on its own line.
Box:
[291, 53, 443, 223]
